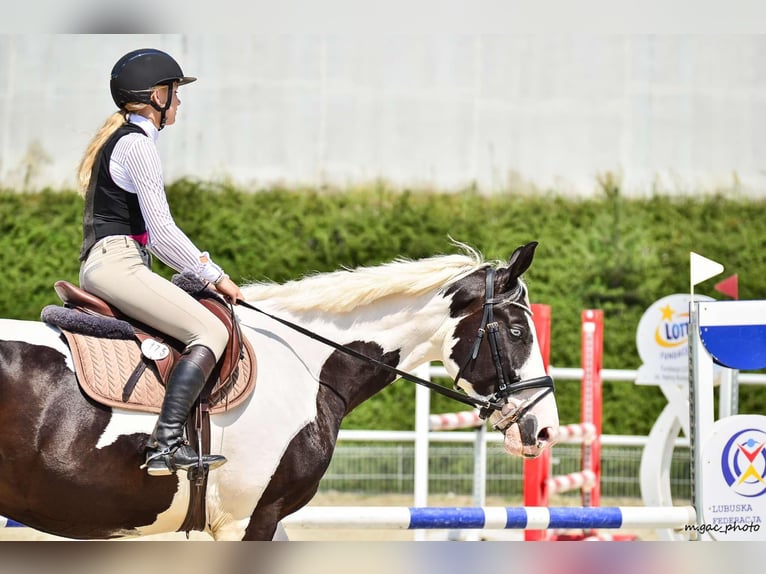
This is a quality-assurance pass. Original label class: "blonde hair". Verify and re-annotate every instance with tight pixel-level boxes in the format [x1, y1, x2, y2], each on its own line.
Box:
[76, 101, 153, 196]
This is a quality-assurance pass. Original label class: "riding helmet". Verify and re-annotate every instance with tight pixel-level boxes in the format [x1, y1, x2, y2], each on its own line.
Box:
[109, 48, 196, 109]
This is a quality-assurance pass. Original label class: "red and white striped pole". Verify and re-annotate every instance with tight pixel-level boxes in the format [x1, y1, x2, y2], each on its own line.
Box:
[523, 307, 604, 541]
[580, 309, 603, 508]
[523, 304, 552, 541]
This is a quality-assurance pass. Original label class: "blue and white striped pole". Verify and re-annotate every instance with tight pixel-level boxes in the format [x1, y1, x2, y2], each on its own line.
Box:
[0, 516, 25, 528]
[2, 506, 697, 532]
[282, 506, 697, 531]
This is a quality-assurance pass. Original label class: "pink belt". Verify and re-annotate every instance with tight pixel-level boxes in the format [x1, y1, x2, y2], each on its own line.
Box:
[129, 232, 149, 246]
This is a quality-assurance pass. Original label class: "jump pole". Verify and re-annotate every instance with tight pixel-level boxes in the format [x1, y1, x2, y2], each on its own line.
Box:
[1, 506, 698, 533]
[523, 308, 603, 541]
[282, 505, 696, 531]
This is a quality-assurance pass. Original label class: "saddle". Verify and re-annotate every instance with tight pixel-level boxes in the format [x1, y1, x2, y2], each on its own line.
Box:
[42, 278, 257, 415]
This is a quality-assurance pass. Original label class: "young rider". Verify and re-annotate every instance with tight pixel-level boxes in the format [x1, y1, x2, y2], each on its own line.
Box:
[77, 48, 244, 476]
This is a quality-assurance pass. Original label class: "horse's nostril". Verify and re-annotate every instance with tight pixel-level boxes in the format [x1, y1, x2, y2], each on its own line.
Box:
[537, 427, 556, 444]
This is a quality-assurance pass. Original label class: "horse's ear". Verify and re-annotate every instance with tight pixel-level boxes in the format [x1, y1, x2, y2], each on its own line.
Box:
[503, 242, 538, 287]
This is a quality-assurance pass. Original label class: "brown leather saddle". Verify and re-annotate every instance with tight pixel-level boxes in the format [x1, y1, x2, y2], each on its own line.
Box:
[47, 279, 257, 415]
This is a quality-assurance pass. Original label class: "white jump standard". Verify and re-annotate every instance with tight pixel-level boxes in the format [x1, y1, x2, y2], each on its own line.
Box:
[688, 252, 766, 541]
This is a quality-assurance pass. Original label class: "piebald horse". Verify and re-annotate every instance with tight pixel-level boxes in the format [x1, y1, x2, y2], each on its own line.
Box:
[0, 242, 558, 540]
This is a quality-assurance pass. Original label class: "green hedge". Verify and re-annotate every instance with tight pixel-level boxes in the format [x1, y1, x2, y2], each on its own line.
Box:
[1, 180, 764, 436]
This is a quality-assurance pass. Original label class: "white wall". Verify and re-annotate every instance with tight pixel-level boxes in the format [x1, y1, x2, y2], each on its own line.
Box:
[2, 34, 766, 196]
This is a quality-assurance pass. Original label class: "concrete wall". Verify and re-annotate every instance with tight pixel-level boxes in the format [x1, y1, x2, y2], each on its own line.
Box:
[2, 34, 765, 196]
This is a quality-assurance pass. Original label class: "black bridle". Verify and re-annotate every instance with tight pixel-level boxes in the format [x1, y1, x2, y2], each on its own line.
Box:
[452, 267, 554, 430]
[234, 266, 554, 432]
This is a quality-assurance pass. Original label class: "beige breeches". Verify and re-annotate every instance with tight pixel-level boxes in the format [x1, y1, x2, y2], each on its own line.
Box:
[80, 235, 228, 361]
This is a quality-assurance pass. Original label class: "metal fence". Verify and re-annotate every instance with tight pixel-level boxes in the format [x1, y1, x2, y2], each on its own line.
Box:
[317, 442, 692, 502]
[316, 365, 766, 503]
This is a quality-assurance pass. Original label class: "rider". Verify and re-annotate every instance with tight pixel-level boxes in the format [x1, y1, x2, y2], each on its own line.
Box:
[76, 48, 244, 476]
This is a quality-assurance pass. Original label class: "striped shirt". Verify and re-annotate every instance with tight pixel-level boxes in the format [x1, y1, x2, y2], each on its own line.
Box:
[109, 114, 224, 284]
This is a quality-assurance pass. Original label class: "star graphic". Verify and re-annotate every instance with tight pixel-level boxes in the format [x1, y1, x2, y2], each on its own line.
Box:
[660, 305, 674, 321]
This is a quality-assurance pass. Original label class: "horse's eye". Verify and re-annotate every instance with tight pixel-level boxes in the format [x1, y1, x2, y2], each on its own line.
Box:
[509, 326, 523, 338]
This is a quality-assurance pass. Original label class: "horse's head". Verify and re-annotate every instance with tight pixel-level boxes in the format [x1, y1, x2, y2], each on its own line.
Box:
[442, 242, 559, 457]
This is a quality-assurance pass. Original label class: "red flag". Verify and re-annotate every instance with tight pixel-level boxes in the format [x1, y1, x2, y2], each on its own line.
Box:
[714, 274, 739, 299]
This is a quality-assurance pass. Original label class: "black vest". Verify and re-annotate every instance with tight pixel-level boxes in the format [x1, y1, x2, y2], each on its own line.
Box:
[80, 123, 149, 261]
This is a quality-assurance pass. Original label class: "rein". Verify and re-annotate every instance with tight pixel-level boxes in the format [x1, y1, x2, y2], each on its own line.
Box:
[235, 298, 495, 411]
[234, 267, 554, 427]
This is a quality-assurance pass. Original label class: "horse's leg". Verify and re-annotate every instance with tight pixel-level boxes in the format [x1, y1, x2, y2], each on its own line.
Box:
[208, 454, 322, 540]
[240, 505, 283, 541]
[238, 463, 324, 540]
[239, 397, 342, 541]
[272, 522, 289, 541]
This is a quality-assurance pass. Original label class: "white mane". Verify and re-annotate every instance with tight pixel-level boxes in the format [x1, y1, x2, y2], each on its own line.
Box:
[242, 245, 490, 314]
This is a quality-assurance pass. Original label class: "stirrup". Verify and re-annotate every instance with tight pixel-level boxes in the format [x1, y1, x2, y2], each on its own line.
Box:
[140, 441, 227, 477]
[141, 454, 176, 476]
[140, 439, 185, 476]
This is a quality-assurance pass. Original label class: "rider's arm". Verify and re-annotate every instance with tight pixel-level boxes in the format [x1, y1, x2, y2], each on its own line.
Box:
[111, 132, 226, 284]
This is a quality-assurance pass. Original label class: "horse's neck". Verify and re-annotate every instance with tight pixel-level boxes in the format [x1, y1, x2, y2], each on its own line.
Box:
[363, 293, 454, 367]
[252, 290, 453, 371]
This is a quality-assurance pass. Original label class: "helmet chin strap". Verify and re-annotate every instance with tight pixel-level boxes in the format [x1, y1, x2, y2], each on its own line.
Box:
[149, 82, 175, 130]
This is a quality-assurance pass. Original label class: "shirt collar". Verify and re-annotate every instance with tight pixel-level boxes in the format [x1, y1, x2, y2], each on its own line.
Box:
[127, 113, 159, 143]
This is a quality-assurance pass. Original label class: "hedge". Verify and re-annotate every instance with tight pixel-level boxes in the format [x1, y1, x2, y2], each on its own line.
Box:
[1, 180, 764, 436]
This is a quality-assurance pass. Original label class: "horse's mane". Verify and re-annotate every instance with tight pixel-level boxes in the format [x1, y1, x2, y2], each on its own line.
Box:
[242, 243, 491, 314]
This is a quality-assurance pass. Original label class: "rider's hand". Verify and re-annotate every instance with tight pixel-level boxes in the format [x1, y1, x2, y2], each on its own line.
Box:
[213, 275, 244, 303]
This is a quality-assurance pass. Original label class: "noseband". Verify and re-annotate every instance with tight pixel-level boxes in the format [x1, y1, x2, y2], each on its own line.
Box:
[453, 267, 554, 432]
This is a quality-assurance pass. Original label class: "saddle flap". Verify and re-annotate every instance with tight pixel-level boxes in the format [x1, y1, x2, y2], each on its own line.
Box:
[61, 330, 257, 415]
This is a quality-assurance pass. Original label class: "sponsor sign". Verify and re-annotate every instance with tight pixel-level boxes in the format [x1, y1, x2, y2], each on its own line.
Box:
[636, 294, 713, 386]
[701, 415, 766, 541]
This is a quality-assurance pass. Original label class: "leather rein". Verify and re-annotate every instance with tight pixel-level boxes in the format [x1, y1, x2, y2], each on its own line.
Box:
[234, 266, 554, 431]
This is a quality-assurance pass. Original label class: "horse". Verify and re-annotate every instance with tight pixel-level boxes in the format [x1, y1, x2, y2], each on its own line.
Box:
[0, 241, 558, 541]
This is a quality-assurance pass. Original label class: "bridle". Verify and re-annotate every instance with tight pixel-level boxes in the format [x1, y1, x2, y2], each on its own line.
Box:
[234, 266, 554, 433]
[452, 267, 554, 431]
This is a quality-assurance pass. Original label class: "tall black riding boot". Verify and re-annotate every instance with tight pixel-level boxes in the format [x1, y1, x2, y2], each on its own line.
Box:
[142, 345, 227, 476]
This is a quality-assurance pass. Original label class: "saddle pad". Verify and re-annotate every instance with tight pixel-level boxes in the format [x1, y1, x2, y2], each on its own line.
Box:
[61, 330, 257, 415]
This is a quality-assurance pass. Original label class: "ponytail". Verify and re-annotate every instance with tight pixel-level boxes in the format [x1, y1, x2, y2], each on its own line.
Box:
[76, 111, 126, 196]
[76, 102, 150, 196]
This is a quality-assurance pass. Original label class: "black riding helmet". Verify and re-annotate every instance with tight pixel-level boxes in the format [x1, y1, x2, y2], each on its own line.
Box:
[110, 48, 196, 129]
